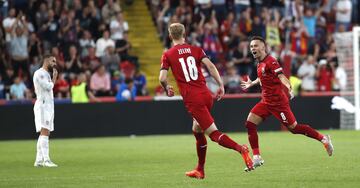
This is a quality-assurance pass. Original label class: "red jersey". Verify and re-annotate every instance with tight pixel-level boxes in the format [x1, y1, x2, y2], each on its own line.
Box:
[161, 44, 209, 100]
[257, 55, 289, 106]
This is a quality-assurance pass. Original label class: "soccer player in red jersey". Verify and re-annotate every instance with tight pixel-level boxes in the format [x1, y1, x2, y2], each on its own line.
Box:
[159, 23, 254, 179]
[241, 36, 334, 171]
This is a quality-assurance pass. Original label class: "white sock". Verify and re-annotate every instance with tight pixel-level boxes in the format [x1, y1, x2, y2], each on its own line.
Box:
[35, 136, 43, 162]
[39, 135, 50, 161]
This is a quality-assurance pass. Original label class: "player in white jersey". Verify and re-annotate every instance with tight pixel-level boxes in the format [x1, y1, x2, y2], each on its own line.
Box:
[33, 55, 58, 167]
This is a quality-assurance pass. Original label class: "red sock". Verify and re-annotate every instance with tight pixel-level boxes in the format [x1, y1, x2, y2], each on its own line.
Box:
[193, 132, 207, 171]
[209, 130, 242, 153]
[290, 124, 324, 141]
[245, 121, 260, 155]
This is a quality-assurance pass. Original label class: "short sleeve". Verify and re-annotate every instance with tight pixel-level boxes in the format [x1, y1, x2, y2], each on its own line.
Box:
[269, 61, 283, 75]
[199, 48, 208, 61]
[160, 54, 170, 70]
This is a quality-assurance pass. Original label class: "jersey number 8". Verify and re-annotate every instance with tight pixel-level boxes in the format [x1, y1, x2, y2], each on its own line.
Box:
[179, 56, 198, 82]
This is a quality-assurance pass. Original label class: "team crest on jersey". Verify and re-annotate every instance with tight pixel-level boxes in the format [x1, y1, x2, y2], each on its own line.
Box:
[261, 66, 266, 76]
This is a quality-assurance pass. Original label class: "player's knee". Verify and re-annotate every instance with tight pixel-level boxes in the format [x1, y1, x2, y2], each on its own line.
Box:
[40, 128, 50, 136]
[245, 121, 257, 130]
[287, 123, 297, 133]
[192, 120, 202, 133]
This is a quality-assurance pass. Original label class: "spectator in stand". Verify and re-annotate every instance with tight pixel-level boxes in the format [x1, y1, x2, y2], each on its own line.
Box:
[297, 55, 317, 91]
[2, 8, 16, 48]
[87, 0, 101, 21]
[101, 46, 120, 74]
[28, 33, 42, 60]
[224, 66, 242, 94]
[133, 69, 148, 96]
[90, 65, 111, 96]
[316, 59, 334, 91]
[202, 23, 222, 62]
[82, 47, 101, 71]
[96, 30, 115, 58]
[302, 5, 324, 54]
[234, 0, 250, 20]
[156, 0, 172, 40]
[116, 78, 136, 101]
[9, 15, 29, 77]
[79, 30, 96, 58]
[110, 12, 129, 43]
[102, 0, 121, 24]
[115, 33, 138, 67]
[54, 73, 70, 99]
[212, 0, 227, 23]
[65, 45, 83, 75]
[120, 60, 136, 79]
[330, 59, 347, 91]
[59, 9, 78, 46]
[111, 70, 123, 95]
[51, 46, 65, 71]
[335, 0, 352, 31]
[251, 16, 266, 38]
[265, 9, 281, 49]
[10, 76, 30, 100]
[35, 2, 49, 30]
[39, 9, 59, 50]
[195, 0, 212, 18]
[3, 68, 15, 97]
[29, 56, 41, 77]
[71, 72, 98, 103]
[232, 40, 252, 77]
[323, 42, 337, 62]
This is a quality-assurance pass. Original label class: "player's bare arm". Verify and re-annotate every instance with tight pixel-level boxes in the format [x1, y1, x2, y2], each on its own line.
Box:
[159, 69, 174, 97]
[201, 57, 224, 101]
[278, 73, 294, 99]
[241, 77, 260, 90]
[52, 68, 58, 83]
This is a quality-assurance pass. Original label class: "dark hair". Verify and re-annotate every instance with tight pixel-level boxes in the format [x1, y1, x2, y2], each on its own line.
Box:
[125, 78, 133, 84]
[42, 54, 54, 65]
[250, 36, 266, 45]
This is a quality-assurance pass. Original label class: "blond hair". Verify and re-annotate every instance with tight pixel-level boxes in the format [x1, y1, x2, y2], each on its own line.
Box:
[168, 23, 185, 40]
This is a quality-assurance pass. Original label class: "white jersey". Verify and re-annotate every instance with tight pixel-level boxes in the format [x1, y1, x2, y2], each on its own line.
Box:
[33, 68, 54, 104]
[33, 68, 55, 132]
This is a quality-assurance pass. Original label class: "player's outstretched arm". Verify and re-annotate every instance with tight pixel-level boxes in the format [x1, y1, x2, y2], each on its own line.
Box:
[159, 70, 174, 97]
[278, 73, 294, 99]
[201, 57, 224, 100]
[241, 77, 260, 90]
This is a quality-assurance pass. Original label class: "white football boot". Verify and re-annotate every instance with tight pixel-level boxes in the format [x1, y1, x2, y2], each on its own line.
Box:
[245, 155, 264, 172]
[34, 160, 43, 167]
[42, 160, 58, 167]
[321, 135, 334, 156]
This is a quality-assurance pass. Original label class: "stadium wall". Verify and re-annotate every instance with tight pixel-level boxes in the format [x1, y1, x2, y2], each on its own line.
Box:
[0, 96, 339, 140]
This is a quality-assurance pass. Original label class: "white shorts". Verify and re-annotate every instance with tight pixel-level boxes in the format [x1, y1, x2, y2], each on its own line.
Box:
[34, 103, 54, 132]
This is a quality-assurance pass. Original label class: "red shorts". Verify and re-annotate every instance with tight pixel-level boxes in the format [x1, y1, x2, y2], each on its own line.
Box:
[184, 91, 214, 130]
[250, 101, 296, 126]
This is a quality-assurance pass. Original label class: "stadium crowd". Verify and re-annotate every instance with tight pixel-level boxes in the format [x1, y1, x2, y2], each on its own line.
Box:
[149, 0, 358, 94]
[0, 0, 148, 101]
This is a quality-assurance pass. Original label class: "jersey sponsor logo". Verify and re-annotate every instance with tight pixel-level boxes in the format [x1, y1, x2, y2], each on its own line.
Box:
[261, 66, 266, 76]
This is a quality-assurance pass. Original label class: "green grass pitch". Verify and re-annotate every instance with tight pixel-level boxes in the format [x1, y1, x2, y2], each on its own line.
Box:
[0, 130, 359, 188]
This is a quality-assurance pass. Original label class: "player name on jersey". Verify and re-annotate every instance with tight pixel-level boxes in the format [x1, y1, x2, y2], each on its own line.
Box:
[178, 48, 191, 55]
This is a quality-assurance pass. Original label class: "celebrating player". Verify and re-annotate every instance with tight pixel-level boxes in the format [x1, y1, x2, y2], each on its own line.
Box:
[159, 23, 254, 179]
[33, 55, 58, 167]
[241, 36, 334, 171]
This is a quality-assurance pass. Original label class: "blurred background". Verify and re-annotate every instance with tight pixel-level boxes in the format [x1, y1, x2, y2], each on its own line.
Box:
[0, 0, 359, 139]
